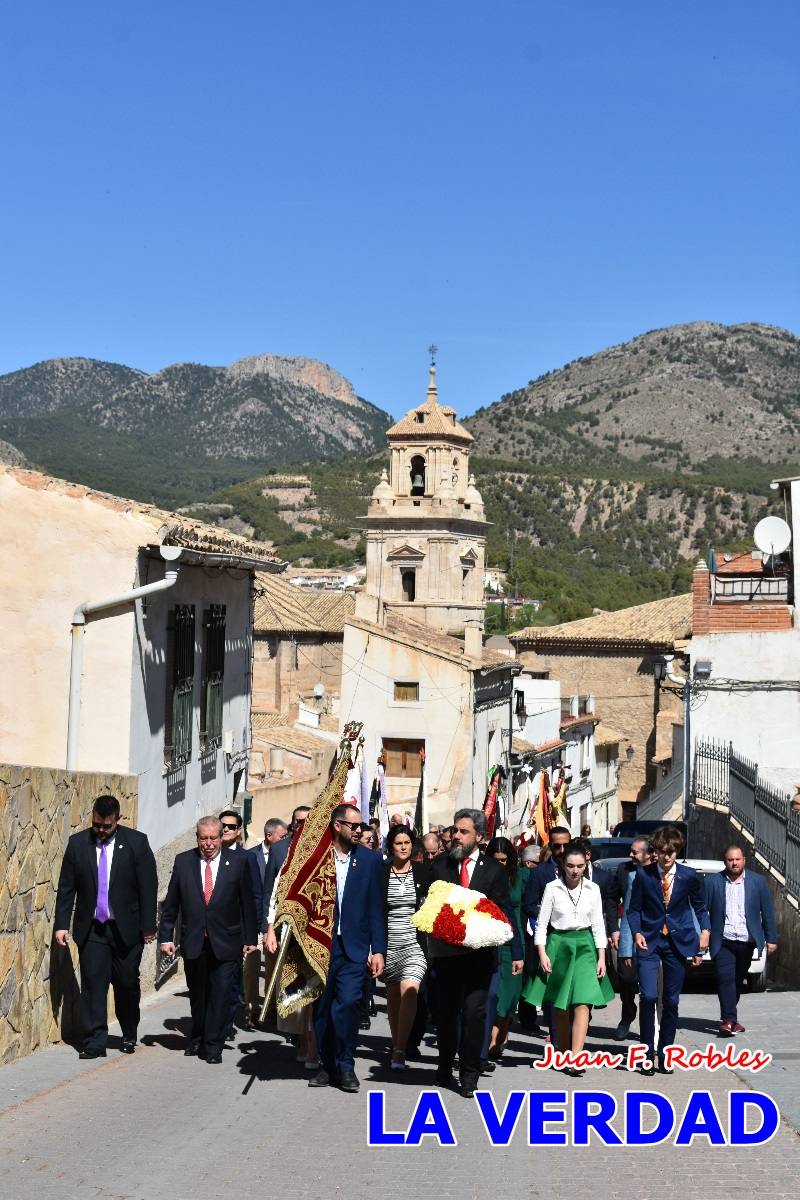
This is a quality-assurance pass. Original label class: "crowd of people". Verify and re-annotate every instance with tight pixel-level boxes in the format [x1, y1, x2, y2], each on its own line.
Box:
[54, 796, 778, 1097]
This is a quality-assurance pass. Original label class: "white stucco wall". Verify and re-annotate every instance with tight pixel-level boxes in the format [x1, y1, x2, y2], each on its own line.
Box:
[340, 622, 472, 825]
[690, 630, 800, 770]
[0, 472, 149, 774]
[130, 563, 255, 850]
[514, 676, 561, 746]
[0, 470, 259, 853]
[340, 622, 510, 826]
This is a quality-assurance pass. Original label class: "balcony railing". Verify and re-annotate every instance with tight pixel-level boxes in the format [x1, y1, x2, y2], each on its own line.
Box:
[710, 574, 790, 604]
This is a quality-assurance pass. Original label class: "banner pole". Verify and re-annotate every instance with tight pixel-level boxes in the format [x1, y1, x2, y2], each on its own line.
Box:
[258, 924, 293, 1025]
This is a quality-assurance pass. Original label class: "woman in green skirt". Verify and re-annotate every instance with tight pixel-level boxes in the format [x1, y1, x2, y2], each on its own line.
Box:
[523, 839, 613, 1074]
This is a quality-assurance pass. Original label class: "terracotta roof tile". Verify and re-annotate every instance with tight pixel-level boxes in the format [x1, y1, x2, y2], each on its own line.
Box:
[381, 612, 514, 669]
[385, 398, 474, 443]
[513, 737, 566, 755]
[594, 723, 627, 746]
[511, 593, 692, 650]
[251, 711, 335, 756]
[254, 573, 355, 634]
[0, 465, 283, 567]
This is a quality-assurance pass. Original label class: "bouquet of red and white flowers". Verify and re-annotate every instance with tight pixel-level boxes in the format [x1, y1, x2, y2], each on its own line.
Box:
[410, 880, 513, 950]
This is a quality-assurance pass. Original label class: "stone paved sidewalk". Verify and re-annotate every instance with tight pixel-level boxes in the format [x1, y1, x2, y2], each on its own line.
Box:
[1, 982, 797, 1200]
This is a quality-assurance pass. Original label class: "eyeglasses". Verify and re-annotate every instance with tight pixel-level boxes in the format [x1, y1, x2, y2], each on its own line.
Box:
[336, 820, 362, 831]
[220, 823, 239, 831]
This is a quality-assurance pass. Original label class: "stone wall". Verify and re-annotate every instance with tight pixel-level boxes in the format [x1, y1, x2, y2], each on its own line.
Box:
[0, 763, 138, 1064]
[252, 633, 344, 714]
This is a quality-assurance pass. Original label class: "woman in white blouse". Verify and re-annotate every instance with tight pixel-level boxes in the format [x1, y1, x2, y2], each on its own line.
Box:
[522, 840, 613, 1073]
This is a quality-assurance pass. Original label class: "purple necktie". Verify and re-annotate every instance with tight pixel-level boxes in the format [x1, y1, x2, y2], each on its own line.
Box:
[96, 842, 110, 923]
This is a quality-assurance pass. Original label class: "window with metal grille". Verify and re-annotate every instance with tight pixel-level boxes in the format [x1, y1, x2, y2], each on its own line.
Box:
[393, 681, 419, 703]
[201, 605, 226, 751]
[165, 605, 195, 769]
[382, 738, 424, 778]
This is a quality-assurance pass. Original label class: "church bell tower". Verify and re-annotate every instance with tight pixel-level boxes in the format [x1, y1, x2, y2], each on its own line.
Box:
[359, 362, 488, 634]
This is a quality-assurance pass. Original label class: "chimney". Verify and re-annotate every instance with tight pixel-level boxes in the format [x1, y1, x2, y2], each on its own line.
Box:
[692, 559, 710, 635]
[464, 621, 483, 659]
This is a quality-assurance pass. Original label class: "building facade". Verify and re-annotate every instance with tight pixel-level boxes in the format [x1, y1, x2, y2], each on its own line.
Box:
[511, 593, 690, 819]
[0, 466, 282, 851]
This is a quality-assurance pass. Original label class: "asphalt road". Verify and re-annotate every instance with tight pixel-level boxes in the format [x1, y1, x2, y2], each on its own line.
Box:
[1, 978, 797, 1200]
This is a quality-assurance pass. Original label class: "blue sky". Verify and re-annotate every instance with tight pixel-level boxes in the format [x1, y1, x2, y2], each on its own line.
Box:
[1, 1, 797, 418]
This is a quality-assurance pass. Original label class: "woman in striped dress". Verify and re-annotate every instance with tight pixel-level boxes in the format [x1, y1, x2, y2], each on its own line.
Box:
[382, 825, 429, 1070]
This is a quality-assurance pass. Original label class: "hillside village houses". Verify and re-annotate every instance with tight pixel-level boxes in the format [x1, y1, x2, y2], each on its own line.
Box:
[510, 593, 692, 822]
[503, 662, 624, 837]
[0, 465, 283, 856]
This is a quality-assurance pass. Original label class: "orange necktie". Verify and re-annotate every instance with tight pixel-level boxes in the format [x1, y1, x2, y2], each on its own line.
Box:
[661, 871, 671, 935]
[204, 861, 213, 906]
[460, 858, 470, 888]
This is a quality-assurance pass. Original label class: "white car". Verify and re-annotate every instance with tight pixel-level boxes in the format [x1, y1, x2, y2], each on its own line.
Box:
[605, 857, 769, 992]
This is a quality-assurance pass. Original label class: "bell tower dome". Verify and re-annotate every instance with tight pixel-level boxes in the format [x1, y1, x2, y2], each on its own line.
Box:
[360, 363, 488, 634]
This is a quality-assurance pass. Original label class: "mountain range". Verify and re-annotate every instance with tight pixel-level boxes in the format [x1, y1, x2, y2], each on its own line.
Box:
[467, 321, 800, 473]
[1, 322, 796, 621]
[0, 354, 391, 506]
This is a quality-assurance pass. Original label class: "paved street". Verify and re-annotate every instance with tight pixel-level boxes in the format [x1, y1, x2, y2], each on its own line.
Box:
[1, 979, 798, 1200]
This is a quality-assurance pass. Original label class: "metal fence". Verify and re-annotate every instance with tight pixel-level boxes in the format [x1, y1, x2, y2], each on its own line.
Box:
[692, 737, 798, 903]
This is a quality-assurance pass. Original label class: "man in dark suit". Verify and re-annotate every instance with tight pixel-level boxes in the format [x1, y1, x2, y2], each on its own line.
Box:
[309, 803, 386, 1094]
[520, 826, 571, 1042]
[428, 808, 524, 1098]
[158, 815, 258, 1063]
[243, 817, 287, 1025]
[607, 836, 651, 1039]
[261, 805, 311, 937]
[705, 844, 777, 1035]
[54, 794, 158, 1059]
[627, 824, 710, 1075]
[521, 825, 571, 924]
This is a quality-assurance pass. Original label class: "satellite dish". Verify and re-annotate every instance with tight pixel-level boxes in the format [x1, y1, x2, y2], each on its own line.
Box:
[753, 515, 791, 557]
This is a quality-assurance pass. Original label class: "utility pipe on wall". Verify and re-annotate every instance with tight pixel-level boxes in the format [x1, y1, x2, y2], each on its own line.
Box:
[662, 654, 691, 819]
[66, 546, 182, 771]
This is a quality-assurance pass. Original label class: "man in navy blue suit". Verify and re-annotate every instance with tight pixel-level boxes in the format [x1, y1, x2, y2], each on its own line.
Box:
[626, 825, 710, 1075]
[309, 803, 386, 1093]
[705, 844, 777, 1035]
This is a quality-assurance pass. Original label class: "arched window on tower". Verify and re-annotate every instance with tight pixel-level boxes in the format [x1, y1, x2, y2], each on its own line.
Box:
[409, 455, 426, 496]
[401, 569, 416, 602]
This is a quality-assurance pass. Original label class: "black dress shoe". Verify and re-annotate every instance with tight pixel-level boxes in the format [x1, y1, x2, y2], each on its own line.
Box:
[435, 1066, 455, 1087]
[205, 1052, 223, 1065]
[459, 1082, 476, 1099]
[120, 1040, 136, 1054]
[78, 1049, 106, 1060]
[639, 1063, 656, 1077]
[184, 1041, 202, 1057]
[658, 1055, 674, 1075]
[339, 1069, 360, 1093]
[479, 1059, 496, 1074]
[308, 1068, 332, 1087]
